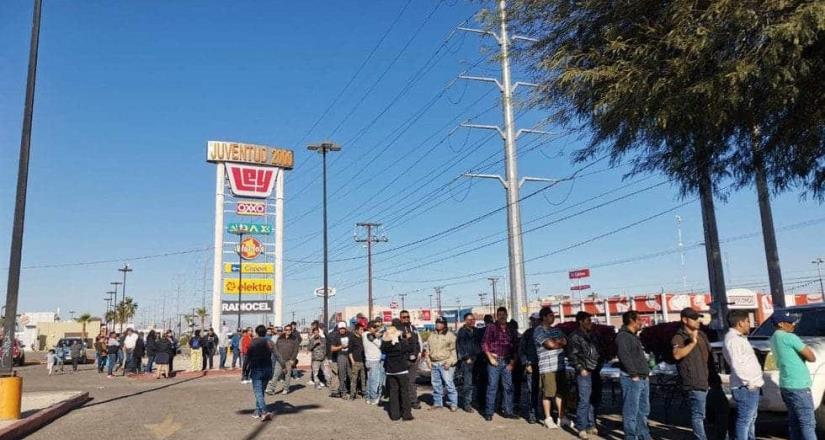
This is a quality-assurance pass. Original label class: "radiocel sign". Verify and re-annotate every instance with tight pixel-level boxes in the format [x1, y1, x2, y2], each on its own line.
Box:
[223, 278, 273, 294]
[224, 263, 274, 274]
[227, 223, 272, 235]
[236, 201, 265, 216]
[221, 300, 274, 314]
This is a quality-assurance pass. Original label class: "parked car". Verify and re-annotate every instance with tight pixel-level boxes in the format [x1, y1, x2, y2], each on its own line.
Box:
[55, 338, 88, 364]
[717, 304, 825, 433]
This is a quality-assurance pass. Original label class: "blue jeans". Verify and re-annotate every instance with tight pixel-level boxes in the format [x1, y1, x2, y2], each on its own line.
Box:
[457, 360, 474, 409]
[688, 390, 708, 440]
[620, 376, 651, 440]
[732, 387, 759, 440]
[106, 353, 118, 376]
[250, 367, 273, 416]
[146, 355, 155, 373]
[485, 361, 514, 416]
[576, 373, 596, 430]
[366, 360, 384, 401]
[219, 347, 227, 369]
[231, 348, 240, 368]
[431, 363, 458, 407]
[780, 388, 817, 440]
[521, 368, 541, 420]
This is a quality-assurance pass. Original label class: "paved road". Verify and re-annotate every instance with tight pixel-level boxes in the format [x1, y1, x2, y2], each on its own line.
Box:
[16, 353, 787, 440]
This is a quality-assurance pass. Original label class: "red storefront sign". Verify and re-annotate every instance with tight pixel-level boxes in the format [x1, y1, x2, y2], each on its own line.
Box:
[569, 268, 590, 279]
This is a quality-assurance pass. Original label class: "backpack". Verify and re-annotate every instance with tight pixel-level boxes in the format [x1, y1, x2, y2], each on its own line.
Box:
[190, 337, 201, 349]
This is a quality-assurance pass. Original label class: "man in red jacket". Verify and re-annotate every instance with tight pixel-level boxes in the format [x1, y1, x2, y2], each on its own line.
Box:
[240, 327, 253, 384]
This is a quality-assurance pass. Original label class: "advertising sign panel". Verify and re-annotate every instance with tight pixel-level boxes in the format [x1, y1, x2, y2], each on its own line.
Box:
[227, 223, 272, 235]
[570, 284, 591, 291]
[223, 278, 273, 294]
[226, 164, 277, 198]
[569, 268, 591, 279]
[223, 263, 273, 274]
[221, 300, 274, 314]
[207, 141, 294, 169]
[235, 237, 264, 260]
[236, 201, 265, 216]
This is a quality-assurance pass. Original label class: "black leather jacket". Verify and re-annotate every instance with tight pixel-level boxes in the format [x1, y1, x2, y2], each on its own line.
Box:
[566, 328, 602, 372]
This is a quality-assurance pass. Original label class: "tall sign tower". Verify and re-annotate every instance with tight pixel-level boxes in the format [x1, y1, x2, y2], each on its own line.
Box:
[207, 141, 293, 331]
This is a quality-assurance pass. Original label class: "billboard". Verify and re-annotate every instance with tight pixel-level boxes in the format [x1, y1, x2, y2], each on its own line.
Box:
[226, 164, 277, 198]
[223, 278, 273, 295]
[221, 300, 274, 314]
[207, 141, 294, 169]
[569, 268, 590, 279]
[223, 263, 273, 274]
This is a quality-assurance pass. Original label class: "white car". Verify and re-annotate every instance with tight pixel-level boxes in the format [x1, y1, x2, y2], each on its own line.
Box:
[736, 304, 825, 433]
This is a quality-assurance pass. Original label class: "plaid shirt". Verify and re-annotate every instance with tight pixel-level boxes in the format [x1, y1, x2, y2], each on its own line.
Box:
[482, 322, 516, 359]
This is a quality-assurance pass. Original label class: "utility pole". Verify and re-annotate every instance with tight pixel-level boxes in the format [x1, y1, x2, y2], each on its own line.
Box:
[458, 0, 554, 329]
[813, 258, 825, 301]
[110, 281, 122, 330]
[455, 297, 462, 330]
[2, 0, 42, 377]
[398, 293, 407, 310]
[434, 287, 443, 318]
[488, 277, 499, 310]
[118, 264, 133, 332]
[478, 292, 488, 314]
[428, 294, 433, 309]
[355, 222, 388, 319]
[531, 283, 540, 301]
[308, 141, 341, 330]
[675, 215, 687, 289]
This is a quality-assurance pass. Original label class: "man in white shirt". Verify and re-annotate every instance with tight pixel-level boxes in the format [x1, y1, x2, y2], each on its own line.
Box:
[722, 311, 764, 440]
[122, 328, 139, 374]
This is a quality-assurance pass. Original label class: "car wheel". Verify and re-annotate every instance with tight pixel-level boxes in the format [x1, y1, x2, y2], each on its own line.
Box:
[816, 397, 825, 435]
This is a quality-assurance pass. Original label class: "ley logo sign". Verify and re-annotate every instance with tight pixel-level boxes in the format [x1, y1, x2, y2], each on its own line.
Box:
[227, 223, 271, 235]
[226, 164, 276, 198]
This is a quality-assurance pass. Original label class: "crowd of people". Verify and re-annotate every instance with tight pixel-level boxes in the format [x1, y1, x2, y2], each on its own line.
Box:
[88, 328, 180, 379]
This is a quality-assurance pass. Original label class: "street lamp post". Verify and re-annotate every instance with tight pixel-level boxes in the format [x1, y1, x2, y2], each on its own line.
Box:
[117, 265, 132, 332]
[110, 282, 122, 331]
[231, 230, 246, 331]
[813, 258, 825, 301]
[307, 141, 340, 330]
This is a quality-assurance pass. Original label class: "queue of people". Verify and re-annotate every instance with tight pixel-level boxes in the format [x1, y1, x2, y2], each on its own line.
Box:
[91, 329, 179, 379]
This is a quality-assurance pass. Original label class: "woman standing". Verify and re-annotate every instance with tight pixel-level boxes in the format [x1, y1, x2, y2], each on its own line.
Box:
[189, 330, 203, 372]
[145, 330, 158, 374]
[247, 325, 275, 421]
[380, 323, 414, 421]
[154, 332, 173, 379]
[106, 332, 120, 378]
[94, 335, 108, 374]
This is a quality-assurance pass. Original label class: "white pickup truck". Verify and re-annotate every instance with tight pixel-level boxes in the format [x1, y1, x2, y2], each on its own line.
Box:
[735, 304, 825, 434]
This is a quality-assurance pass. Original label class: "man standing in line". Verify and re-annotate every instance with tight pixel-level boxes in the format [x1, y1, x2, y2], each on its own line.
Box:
[218, 330, 228, 370]
[533, 307, 569, 429]
[519, 312, 541, 424]
[672, 307, 713, 440]
[567, 311, 604, 439]
[240, 327, 253, 384]
[309, 326, 327, 389]
[482, 306, 519, 421]
[348, 323, 367, 400]
[770, 311, 818, 440]
[456, 312, 480, 412]
[399, 310, 422, 409]
[329, 322, 352, 398]
[122, 328, 139, 375]
[269, 324, 300, 395]
[722, 310, 763, 440]
[363, 319, 385, 404]
[616, 311, 651, 440]
[230, 328, 241, 369]
[427, 317, 458, 411]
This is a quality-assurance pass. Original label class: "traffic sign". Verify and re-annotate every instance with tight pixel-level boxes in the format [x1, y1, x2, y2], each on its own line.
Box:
[570, 284, 591, 291]
[389, 301, 399, 309]
[569, 268, 590, 279]
[314, 287, 336, 297]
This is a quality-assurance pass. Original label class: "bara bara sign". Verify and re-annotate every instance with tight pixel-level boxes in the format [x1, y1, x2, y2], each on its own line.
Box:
[221, 300, 274, 314]
[227, 223, 272, 235]
[223, 278, 273, 295]
[207, 141, 294, 169]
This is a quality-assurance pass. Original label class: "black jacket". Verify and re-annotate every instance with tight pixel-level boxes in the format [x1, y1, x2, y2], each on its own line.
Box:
[154, 339, 172, 364]
[381, 337, 414, 374]
[615, 326, 650, 377]
[145, 337, 157, 357]
[133, 337, 145, 358]
[456, 326, 481, 362]
[566, 328, 602, 372]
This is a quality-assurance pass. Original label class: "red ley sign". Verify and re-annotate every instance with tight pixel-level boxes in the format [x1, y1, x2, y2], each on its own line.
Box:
[226, 164, 276, 198]
[570, 284, 591, 291]
[568, 268, 590, 279]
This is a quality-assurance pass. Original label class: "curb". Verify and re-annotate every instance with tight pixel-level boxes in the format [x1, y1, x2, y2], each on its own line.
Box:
[130, 366, 310, 381]
[0, 392, 89, 440]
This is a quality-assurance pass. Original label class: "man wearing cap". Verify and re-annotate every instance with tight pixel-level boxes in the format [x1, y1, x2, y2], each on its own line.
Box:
[770, 311, 817, 440]
[329, 322, 352, 398]
[567, 311, 604, 439]
[672, 307, 713, 440]
[427, 317, 459, 411]
[519, 312, 542, 424]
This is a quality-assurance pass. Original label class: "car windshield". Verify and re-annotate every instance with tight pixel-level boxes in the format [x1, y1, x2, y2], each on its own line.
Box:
[751, 308, 825, 338]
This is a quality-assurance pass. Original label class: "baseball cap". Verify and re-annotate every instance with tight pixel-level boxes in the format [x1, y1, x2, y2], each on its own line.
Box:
[529, 312, 540, 320]
[435, 317, 447, 325]
[771, 311, 799, 325]
[336, 322, 347, 329]
[680, 307, 703, 320]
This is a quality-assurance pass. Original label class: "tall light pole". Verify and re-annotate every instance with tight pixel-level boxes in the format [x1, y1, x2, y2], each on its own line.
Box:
[355, 222, 387, 320]
[308, 141, 341, 330]
[105, 291, 115, 331]
[813, 258, 825, 301]
[110, 281, 122, 331]
[230, 230, 245, 331]
[675, 215, 687, 289]
[398, 293, 407, 310]
[2, 0, 43, 378]
[117, 264, 132, 332]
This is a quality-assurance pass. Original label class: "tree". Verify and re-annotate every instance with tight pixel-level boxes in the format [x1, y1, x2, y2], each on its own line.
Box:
[74, 313, 93, 341]
[115, 297, 138, 330]
[195, 307, 208, 331]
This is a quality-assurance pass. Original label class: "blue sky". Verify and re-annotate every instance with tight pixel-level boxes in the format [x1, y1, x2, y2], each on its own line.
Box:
[1, 1, 823, 325]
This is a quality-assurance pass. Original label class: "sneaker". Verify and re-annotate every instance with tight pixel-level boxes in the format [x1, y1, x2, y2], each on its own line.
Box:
[544, 418, 558, 429]
[265, 389, 275, 396]
[462, 406, 473, 414]
[315, 384, 323, 390]
[251, 413, 261, 419]
[281, 390, 288, 396]
[307, 380, 315, 385]
[483, 414, 493, 422]
[560, 417, 573, 429]
[261, 412, 273, 422]
[428, 405, 443, 411]
[449, 406, 457, 412]
[106, 375, 114, 379]
[578, 431, 589, 439]
[588, 427, 598, 435]
[319, 383, 326, 388]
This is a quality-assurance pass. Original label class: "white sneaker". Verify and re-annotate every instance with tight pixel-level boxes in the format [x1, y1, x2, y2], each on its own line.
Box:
[307, 380, 315, 385]
[560, 417, 573, 429]
[544, 418, 558, 429]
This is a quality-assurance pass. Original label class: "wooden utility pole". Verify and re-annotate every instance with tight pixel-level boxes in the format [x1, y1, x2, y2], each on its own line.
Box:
[355, 223, 387, 319]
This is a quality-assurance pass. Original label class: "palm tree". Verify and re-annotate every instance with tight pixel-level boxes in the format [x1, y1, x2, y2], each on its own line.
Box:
[104, 310, 117, 330]
[74, 313, 93, 341]
[116, 297, 138, 331]
[195, 307, 208, 331]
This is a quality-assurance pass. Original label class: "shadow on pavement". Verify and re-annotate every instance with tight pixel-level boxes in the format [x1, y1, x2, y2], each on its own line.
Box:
[237, 402, 321, 440]
[82, 376, 204, 408]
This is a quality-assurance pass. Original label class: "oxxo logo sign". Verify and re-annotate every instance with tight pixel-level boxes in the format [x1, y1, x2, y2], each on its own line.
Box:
[226, 164, 276, 198]
[236, 201, 265, 216]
